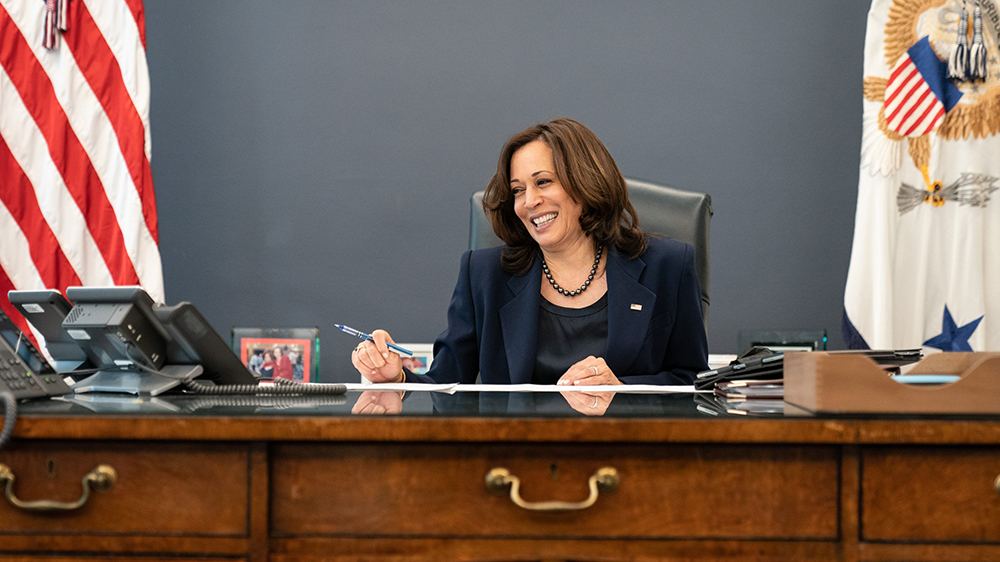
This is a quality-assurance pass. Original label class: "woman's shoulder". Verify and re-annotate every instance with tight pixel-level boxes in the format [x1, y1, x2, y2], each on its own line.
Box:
[466, 245, 505, 266]
[461, 245, 530, 286]
[469, 245, 529, 272]
[638, 235, 692, 263]
[455, 245, 507, 281]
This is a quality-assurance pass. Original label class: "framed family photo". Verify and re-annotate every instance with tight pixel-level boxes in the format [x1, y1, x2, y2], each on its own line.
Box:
[232, 327, 320, 382]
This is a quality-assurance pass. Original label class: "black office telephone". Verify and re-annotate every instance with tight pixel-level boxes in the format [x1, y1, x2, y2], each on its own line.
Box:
[0, 309, 72, 399]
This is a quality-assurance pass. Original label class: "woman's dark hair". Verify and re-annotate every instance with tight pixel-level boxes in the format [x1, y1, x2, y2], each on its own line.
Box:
[482, 117, 646, 274]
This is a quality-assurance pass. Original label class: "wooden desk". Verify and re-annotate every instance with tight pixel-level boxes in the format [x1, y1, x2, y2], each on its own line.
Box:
[3, 392, 1000, 561]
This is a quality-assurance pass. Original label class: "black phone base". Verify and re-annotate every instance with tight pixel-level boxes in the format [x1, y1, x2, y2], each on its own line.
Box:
[72, 365, 204, 396]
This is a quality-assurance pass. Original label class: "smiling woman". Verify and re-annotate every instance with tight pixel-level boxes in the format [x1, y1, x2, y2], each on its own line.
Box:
[483, 119, 647, 279]
[511, 141, 587, 254]
[351, 118, 709, 391]
[510, 140, 602, 306]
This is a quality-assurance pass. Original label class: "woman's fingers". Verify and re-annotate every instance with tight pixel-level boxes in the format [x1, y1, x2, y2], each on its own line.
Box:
[352, 331, 404, 384]
[357, 341, 383, 368]
[351, 345, 369, 371]
[353, 343, 368, 366]
[557, 356, 602, 385]
[353, 343, 384, 381]
[555, 357, 588, 385]
[556, 356, 620, 386]
[371, 330, 395, 358]
[353, 343, 373, 369]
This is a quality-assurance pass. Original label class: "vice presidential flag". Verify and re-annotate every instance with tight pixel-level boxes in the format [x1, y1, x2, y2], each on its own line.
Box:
[843, 0, 1000, 352]
[0, 0, 163, 344]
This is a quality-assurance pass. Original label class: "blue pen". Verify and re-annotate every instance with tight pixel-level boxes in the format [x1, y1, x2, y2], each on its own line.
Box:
[335, 324, 413, 356]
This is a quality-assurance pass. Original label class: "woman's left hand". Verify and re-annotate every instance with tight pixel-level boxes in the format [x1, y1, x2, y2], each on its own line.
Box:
[556, 356, 623, 386]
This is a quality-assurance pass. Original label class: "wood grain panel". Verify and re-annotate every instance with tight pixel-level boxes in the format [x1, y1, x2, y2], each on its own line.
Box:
[0, 441, 248, 535]
[0, 535, 248, 555]
[862, 446, 1000, 542]
[18, 415, 1000, 446]
[270, 537, 841, 562]
[271, 443, 839, 539]
[856, 542, 1000, 561]
[0, 558, 243, 562]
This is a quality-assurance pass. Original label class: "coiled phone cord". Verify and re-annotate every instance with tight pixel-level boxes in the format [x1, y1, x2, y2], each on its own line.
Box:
[177, 393, 346, 412]
[183, 377, 347, 396]
[124, 343, 346, 396]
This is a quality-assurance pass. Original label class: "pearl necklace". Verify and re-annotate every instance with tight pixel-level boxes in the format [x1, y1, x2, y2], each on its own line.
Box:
[542, 245, 603, 297]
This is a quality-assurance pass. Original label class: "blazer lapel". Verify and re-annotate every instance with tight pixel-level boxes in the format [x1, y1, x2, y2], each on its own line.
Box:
[499, 257, 541, 384]
[604, 246, 656, 375]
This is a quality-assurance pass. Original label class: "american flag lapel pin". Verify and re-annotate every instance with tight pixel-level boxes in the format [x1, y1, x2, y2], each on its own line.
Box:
[630, 304, 642, 311]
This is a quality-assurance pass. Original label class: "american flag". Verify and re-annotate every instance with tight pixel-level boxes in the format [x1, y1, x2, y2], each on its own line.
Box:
[0, 0, 163, 347]
[883, 36, 961, 137]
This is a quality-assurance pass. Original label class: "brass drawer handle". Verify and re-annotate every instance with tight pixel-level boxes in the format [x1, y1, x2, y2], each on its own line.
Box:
[485, 466, 619, 512]
[0, 463, 117, 512]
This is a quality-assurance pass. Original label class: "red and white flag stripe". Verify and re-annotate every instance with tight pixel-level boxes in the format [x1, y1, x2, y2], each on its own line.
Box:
[0, 0, 162, 346]
[883, 55, 946, 137]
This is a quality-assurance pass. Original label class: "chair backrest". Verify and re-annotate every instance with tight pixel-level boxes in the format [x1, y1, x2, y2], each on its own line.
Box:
[469, 178, 712, 327]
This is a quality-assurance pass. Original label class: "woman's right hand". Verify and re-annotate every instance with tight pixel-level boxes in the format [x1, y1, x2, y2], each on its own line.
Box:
[351, 329, 405, 384]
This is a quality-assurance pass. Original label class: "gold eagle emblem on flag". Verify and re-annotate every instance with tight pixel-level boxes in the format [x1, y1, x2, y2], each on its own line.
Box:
[861, 0, 1000, 214]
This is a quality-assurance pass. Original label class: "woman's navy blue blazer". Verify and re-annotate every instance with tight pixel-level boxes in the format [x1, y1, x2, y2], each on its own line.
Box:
[406, 236, 710, 386]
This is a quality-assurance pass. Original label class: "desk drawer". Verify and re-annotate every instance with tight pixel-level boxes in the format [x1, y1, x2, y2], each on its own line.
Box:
[271, 443, 838, 539]
[862, 446, 1000, 542]
[0, 441, 248, 536]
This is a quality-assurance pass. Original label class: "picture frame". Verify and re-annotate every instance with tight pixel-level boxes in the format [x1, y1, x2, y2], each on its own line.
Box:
[232, 327, 319, 382]
[399, 343, 434, 375]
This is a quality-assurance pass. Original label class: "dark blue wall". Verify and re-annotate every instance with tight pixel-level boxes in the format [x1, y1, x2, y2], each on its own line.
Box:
[146, 0, 868, 382]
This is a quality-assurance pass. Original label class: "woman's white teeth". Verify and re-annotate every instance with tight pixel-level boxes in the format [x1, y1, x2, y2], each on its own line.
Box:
[533, 213, 557, 226]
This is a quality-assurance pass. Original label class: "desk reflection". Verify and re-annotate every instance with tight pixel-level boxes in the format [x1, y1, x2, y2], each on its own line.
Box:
[561, 391, 613, 415]
[21, 390, 706, 418]
[351, 390, 403, 415]
[350, 390, 617, 416]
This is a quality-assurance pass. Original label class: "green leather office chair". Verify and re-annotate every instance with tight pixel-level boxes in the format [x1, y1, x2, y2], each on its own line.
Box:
[469, 178, 712, 328]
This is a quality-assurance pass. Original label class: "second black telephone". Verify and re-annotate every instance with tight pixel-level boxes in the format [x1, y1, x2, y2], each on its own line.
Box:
[0, 309, 72, 399]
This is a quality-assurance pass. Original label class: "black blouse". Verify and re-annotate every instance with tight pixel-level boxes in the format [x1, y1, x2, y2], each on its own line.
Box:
[531, 293, 609, 384]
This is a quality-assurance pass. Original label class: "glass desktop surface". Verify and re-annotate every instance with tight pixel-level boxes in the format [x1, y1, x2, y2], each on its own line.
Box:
[13, 390, 1000, 421]
[18, 391, 698, 418]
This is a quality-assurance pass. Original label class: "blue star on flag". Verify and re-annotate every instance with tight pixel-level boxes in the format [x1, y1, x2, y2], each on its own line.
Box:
[923, 305, 982, 352]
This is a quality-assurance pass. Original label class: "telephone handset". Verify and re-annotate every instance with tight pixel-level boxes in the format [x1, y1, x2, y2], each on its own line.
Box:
[0, 309, 72, 399]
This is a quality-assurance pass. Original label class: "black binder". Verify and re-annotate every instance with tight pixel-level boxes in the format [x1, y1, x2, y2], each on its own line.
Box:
[695, 347, 923, 391]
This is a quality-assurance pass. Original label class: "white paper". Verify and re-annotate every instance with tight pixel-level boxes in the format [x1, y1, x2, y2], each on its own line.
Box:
[341, 382, 458, 393]
[340, 382, 698, 395]
[463, 384, 698, 393]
